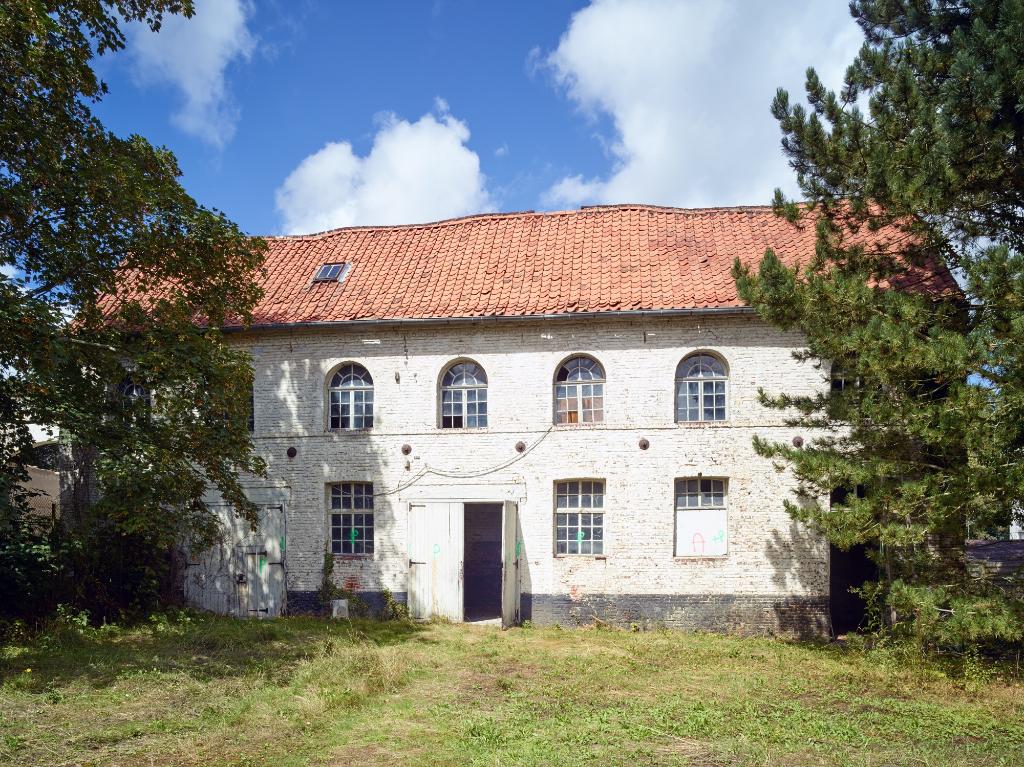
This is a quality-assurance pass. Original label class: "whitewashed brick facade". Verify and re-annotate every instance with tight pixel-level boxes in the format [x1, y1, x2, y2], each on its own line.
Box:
[230, 310, 831, 634]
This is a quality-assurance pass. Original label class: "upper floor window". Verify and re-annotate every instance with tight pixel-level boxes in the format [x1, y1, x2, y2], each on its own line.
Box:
[554, 356, 604, 425]
[440, 361, 488, 428]
[117, 378, 150, 408]
[675, 353, 727, 422]
[328, 363, 373, 430]
[830, 363, 859, 392]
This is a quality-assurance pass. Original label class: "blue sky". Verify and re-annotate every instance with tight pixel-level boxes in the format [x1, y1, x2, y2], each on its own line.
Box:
[92, 1, 863, 236]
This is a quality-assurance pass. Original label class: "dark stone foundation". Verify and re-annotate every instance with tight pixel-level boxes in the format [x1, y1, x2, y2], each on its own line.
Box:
[286, 589, 407, 617]
[288, 589, 829, 637]
[522, 592, 830, 637]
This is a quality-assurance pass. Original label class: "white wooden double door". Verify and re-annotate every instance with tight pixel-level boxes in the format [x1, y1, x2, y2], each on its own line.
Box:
[407, 501, 520, 627]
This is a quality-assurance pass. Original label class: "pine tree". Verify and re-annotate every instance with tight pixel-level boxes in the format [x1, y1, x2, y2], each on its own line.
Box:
[733, 0, 1024, 647]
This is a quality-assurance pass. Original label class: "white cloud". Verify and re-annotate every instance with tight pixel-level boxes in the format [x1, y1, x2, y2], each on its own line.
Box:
[542, 0, 862, 208]
[125, 0, 255, 147]
[275, 106, 493, 234]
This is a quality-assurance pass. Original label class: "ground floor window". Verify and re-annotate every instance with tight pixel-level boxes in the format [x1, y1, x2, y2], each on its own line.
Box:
[675, 477, 727, 556]
[329, 482, 374, 555]
[555, 479, 604, 555]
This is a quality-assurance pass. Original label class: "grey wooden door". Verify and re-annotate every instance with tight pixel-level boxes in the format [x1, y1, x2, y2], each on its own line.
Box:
[501, 501, 521, 628]
[407, 502, 464, 621]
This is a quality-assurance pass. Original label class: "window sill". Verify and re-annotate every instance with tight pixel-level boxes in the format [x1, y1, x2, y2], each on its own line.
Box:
[332, 554, 373, 561]
[436, 425, 491, 432]
[554, 554, 607, 559]
[326, 428, 374, 435]
[674, 421, 731, 428]
[553, 422, 605, 430]
[673, 555, 728, 560]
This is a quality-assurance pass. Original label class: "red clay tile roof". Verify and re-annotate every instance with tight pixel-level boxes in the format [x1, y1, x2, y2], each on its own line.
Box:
[110, 204, 961, 327]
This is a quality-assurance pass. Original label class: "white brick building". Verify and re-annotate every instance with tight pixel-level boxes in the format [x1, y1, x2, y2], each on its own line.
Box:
[185, 204, 940, 634]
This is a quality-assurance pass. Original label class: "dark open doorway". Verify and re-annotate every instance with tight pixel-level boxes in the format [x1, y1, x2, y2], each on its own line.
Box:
[464, 503, 503, 621]
[828, 486, 877, 636]
[829, 543, 877, 635]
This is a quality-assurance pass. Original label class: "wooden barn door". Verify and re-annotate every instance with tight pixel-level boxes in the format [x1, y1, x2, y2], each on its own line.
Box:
[501, 501, 521, 628]
[407, 502, 464, 621]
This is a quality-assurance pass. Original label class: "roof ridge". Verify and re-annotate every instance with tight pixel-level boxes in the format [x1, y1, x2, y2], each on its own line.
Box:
[262, 202, 781, 241]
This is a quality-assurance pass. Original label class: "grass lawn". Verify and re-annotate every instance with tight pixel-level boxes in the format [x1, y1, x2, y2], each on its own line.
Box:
[1, 615, 1021, 766]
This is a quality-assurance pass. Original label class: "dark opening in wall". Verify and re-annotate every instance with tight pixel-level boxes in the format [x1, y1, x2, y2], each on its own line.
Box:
[829, 543, 877, 635]
[463, 503, 503, 621]
[828, 486, 877, 635]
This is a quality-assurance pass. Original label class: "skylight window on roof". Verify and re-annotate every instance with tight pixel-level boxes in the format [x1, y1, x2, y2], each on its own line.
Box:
[313, 262, 350, 283]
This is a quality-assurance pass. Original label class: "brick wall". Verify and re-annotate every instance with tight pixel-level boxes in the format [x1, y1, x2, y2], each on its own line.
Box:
[230, 313, 830, 634]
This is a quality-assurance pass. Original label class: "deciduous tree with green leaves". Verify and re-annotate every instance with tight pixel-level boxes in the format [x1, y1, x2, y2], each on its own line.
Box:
[1, 1, 266, 619]
[734, 0, 1024, 647]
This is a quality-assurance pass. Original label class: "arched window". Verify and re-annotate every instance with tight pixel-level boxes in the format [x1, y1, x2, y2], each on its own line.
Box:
[830, 363, 859, 392]
[440, 361, 487, 428]
[555, 356, 604, 424]
[328, 363, 373, 430]
[675, 353, 727, 422]
[117, 378, 150, 408]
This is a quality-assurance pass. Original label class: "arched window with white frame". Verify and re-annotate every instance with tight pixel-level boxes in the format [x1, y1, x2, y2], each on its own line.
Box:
[440, 360, 488, 428]
[554, 356, 605, 425]
[117, 377, 150, 408]
[328, 363, 373, 430]
[675, 353, 727, 422]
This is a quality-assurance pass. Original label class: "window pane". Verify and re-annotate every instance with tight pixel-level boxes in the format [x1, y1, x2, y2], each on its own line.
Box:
[329, 366, 374, 430]
[676, 356, 728, 421]
[328, 484, 375, 556]
[330, 513, 342, 553]
[554, 486, 604, 556]
[556, 383, 579, 424]
[675, 478, 727, 509]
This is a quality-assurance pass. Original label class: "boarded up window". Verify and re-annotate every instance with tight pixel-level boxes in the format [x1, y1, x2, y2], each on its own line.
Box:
[675, 478, 727, 556]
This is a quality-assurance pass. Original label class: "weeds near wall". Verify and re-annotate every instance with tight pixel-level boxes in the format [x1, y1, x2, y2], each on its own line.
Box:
[319, 550, 369, 617]
[380, 588, 409, 621]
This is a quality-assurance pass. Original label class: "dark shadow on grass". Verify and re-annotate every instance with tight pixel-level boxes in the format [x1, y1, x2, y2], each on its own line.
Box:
[0, 614, 426, 692]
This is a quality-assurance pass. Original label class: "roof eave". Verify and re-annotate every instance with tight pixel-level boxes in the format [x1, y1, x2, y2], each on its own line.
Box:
[221, 306, 757, 334]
